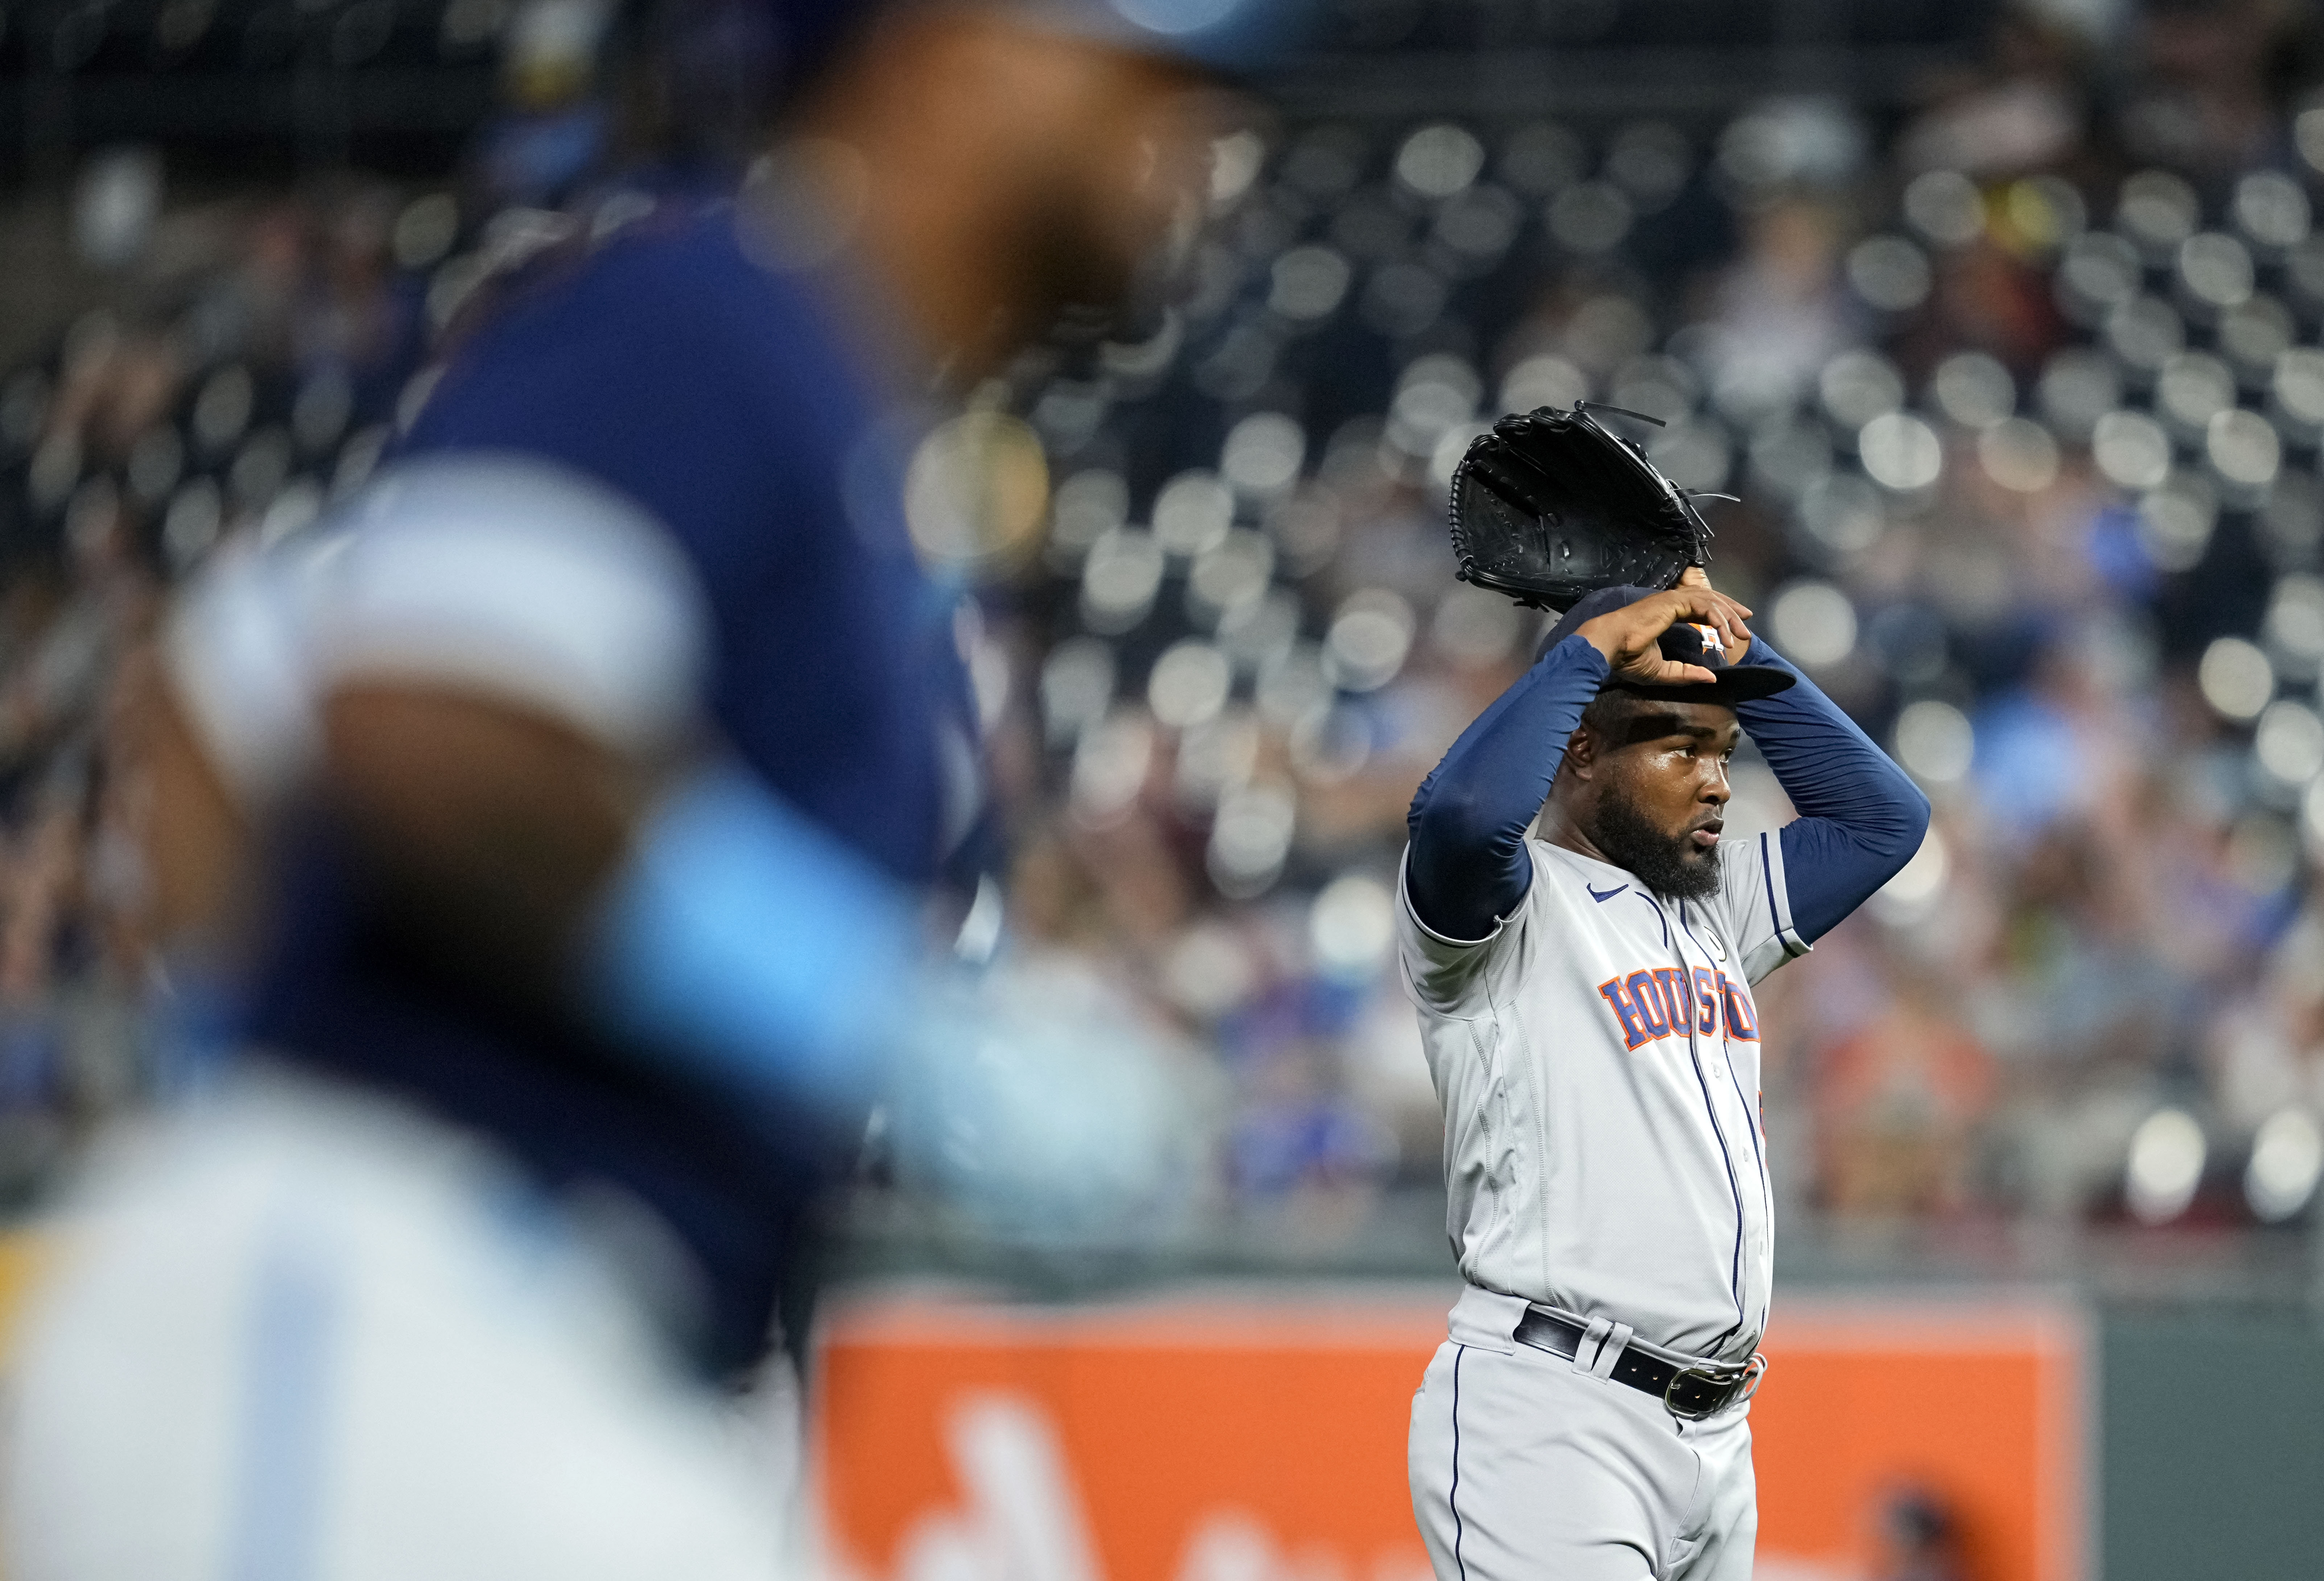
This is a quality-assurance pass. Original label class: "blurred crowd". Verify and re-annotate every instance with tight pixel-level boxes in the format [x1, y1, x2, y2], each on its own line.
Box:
[9, 0, 2324, 1256]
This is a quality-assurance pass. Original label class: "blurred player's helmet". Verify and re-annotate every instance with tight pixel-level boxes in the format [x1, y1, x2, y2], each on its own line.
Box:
[647, 0, 1312, 149]
[1011, 0, 1318, 77]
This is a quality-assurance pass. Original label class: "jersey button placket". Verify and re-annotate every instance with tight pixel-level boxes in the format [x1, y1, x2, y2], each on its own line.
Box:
[1666, 901, 1751, 1348]
[1704, 925, 1775, 1342]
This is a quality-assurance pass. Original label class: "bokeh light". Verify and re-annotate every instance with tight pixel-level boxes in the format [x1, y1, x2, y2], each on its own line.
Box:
[1978, 419, 2059, 494]
[1930, 351, 2015, 429]
[2199, 637, 2275, 722]
[1845, 234, 1931, 313]
[1148, 639, 1232, 730]
[1870, 828, 1947, 925]
[1324, 589, 1416, 693]
[1309, 873, 1394, 979]
[1769, 580, 1858, 667]
[1893, 700, 1975, 787]
[2254, 700, 2324, 790]
[1903, 170, 1983, 248]
[2246, 1109, 2324, 1223]
[1152, 470, 1235, 559]
[1856, 411, 1942, 492]
[2127, 1108, 2207, 1224]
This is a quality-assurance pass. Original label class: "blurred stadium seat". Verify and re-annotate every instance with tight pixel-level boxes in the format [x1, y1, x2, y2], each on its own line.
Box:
[9, 0, 2324, 1260]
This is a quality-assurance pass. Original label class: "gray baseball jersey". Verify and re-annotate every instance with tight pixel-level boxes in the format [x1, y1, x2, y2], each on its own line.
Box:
[1396, 831, 1808, 1363]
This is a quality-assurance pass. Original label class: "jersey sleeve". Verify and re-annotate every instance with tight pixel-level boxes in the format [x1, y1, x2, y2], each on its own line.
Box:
[313, 454, 710, 753]
[1708, 828, 1811, 985]
[1395, 844, 1534, 1015]
[160, 453, 712, 817]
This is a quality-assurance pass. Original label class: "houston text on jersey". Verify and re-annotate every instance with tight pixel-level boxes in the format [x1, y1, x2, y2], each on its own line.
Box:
[1593, 966, 1759, 1051]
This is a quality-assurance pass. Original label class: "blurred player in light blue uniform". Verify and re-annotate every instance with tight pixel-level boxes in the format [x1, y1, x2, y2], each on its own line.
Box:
[3, 0, 1286, 1574]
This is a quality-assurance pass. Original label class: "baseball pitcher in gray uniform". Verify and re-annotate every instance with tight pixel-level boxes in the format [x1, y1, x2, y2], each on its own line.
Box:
[1399, 571, 1930, 1581]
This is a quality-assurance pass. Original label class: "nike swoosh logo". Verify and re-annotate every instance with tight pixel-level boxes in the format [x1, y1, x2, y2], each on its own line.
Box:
[1587, 883, 1628, 903]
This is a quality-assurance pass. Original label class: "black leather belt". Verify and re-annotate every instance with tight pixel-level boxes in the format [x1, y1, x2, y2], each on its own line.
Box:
[1512, 1306, 1766, 1421]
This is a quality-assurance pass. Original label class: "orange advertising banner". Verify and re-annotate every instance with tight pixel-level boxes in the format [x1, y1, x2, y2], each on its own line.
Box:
[816, 1288, 2087, 1581]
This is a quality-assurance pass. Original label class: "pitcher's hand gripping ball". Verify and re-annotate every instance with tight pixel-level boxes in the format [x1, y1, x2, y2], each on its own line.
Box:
[1448, 404, 1714, 612]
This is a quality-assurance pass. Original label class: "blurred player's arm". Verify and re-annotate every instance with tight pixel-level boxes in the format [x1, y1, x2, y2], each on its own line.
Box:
[119, 530, 340, 961]
[323, 685, 647, 1004]
[1405, 584, 1755, 941]
[123, 575, 644, 1009]
[149, 456, 912, 1113]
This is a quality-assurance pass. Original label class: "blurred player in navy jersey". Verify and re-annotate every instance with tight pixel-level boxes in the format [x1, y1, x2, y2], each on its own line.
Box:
[3, 0, 1291, 1574]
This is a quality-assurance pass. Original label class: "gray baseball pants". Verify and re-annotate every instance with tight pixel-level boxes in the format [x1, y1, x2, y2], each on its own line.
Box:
[1407, 1301, 1757, 1581]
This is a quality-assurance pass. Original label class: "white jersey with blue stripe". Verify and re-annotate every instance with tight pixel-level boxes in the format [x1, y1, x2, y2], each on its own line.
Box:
[1396, 832, 1807, 1363]
[4, 1070, 805, 1581]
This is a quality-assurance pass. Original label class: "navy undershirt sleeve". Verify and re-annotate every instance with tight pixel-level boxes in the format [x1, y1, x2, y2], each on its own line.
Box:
[1735, 638, 1932, 944]
[1406, 634, 1610, 941]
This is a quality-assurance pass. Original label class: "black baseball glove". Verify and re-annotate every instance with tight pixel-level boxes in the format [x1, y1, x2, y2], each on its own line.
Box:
[1448, 404, 1713, 612]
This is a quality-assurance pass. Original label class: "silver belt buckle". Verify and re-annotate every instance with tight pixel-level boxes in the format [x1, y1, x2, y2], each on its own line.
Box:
[1662, 1352, 1767, 1420]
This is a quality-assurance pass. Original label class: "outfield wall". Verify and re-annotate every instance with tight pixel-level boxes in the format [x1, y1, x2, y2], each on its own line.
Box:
[816, 1288, 2088, 1581]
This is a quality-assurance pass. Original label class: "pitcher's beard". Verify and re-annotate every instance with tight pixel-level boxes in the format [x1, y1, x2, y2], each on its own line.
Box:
[1587, 786, 1720, 902]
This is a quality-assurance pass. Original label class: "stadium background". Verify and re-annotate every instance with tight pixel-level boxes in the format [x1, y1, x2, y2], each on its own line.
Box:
[3, 0, 2324, 1575]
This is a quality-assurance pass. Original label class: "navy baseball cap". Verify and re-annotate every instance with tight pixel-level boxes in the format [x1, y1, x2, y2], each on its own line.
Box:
[677, 0, 1315, 96]
[1012, 0, 1319, 76]
[647, 0, 1313, 169]
[1536, 584, 1796, 707]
